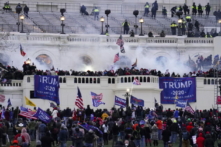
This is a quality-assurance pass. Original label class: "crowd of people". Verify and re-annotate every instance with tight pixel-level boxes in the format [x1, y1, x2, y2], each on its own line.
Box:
[0, 61, 220, 83]
[0, 103, 221, 147]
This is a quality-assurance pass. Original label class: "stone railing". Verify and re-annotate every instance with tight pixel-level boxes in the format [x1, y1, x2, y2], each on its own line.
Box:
[184, 38, 214, 44]
[0, 80, 22, 87]
[0, 75, 159, 89]
[203, 78, 221, 85]
[3, 32, 216, 45]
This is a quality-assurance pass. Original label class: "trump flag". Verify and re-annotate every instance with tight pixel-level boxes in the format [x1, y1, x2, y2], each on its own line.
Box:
[33, 107, 52, 123]
[91, 92, 105, 107]
[114, 96, 126, 108]
[159, 77, 196, 104]
[34, 75, 60, 104]
[130, 95, 144, 107]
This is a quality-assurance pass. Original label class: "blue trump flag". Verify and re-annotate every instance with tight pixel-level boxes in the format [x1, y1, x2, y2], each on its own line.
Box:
[34, 75, 60, 104]
[91, 92, 105, 107]
[159, 77, 196, 104]
[176, 100, 187, 108]
[130, 95, 144, 107]
[33, 107, 52, 123]
[80, 124, 103, 134]
[115, 96, 126, 107]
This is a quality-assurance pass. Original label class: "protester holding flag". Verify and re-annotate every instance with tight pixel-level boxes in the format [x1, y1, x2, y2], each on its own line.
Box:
[116, 35, 125, 53]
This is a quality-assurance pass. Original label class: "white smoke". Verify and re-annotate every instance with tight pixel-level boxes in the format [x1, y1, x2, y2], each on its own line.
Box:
[0, 37, 209, 75]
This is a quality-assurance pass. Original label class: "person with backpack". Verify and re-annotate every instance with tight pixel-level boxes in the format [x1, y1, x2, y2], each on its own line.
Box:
[182, 129, 190, 147]
[132, 126, 141, 147]
[58, 125, 68, 147]
[38, 122, 46, 140]
[84, 129, 95, 147]
[73, 127, 83, 147]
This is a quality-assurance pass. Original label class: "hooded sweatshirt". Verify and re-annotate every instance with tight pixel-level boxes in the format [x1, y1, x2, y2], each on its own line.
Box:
[196, 133, 205, 147]
[21, 128, 31, 144]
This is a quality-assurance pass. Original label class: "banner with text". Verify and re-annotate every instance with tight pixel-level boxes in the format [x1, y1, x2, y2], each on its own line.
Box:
[33, 107, 52, 123]
[159, 77, 196, 104]
[176, 100, 187, 108]
[115, 96, 126, 108]
[130, 95, 144, 107]
[34, 75, 60, 104]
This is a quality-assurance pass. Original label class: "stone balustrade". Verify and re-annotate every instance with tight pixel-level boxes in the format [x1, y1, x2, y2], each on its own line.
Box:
[2, 32, 216, 45]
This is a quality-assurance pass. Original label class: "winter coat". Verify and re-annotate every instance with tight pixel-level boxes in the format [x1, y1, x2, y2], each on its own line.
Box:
[162, 129, 171, 142]
[196, 133, 205, 147]
[151, 125, 158, 140]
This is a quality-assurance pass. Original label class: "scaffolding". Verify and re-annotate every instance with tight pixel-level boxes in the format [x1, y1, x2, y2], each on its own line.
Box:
[214, 65, 221, 111]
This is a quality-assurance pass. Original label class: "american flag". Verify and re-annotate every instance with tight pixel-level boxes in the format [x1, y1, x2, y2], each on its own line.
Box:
[20, 44, 26, 56]
[113, 53, 119, 63]
[0, 95, 5, 102]
[75, 87, 84, 109]
[184, 102, 195, 114]
[133, 78, 141, 85]
[19, 111, 37, 119]
[116, 37, 125, 53]
[131, 58, 137, 67]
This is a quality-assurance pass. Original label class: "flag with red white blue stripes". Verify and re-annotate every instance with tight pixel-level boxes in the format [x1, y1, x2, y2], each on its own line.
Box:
[75, 87, 84, 109]
[133, 78, 141, 85]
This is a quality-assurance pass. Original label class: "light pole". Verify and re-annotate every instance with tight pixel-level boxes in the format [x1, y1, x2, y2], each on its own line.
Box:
[60, 16, 65, 34]
[105, 9, 111, 33]
[26, 58, 31, 64]
[219, 19, 221, 33]
[124, 89, 131, 108]
[178, 18, 183, 36]
[100, 16, 104, 35]
[133, 10, 139, 34]
[20, 14, 25, 33]
[139, 18, 144, 36]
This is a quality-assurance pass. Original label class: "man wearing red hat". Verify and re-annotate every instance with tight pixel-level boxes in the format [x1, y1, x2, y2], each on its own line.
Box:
[10, 140, 21, 147]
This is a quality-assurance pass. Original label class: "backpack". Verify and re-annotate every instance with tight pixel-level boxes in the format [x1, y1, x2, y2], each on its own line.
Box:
[182, 132, 189, 140]
[39, 124, 45, 132]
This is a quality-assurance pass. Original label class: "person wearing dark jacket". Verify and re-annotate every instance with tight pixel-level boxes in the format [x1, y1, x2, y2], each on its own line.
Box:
[183, 4, 189, 15]
[151, 0, 158, 19]
[80, 5, 86, 15]
[122, 20, 130, 34]
[162, 127, 171, 147]
[205, 3, 211, 16]
[73, 127, 83, 147]
[170, 119, 179, 144]
[204, 134, 215, 147]
[85, 129, 95, 147]
[195, 20, 200, 32]
[41, 132, 53, 147]
[23, 5, 29, 18]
